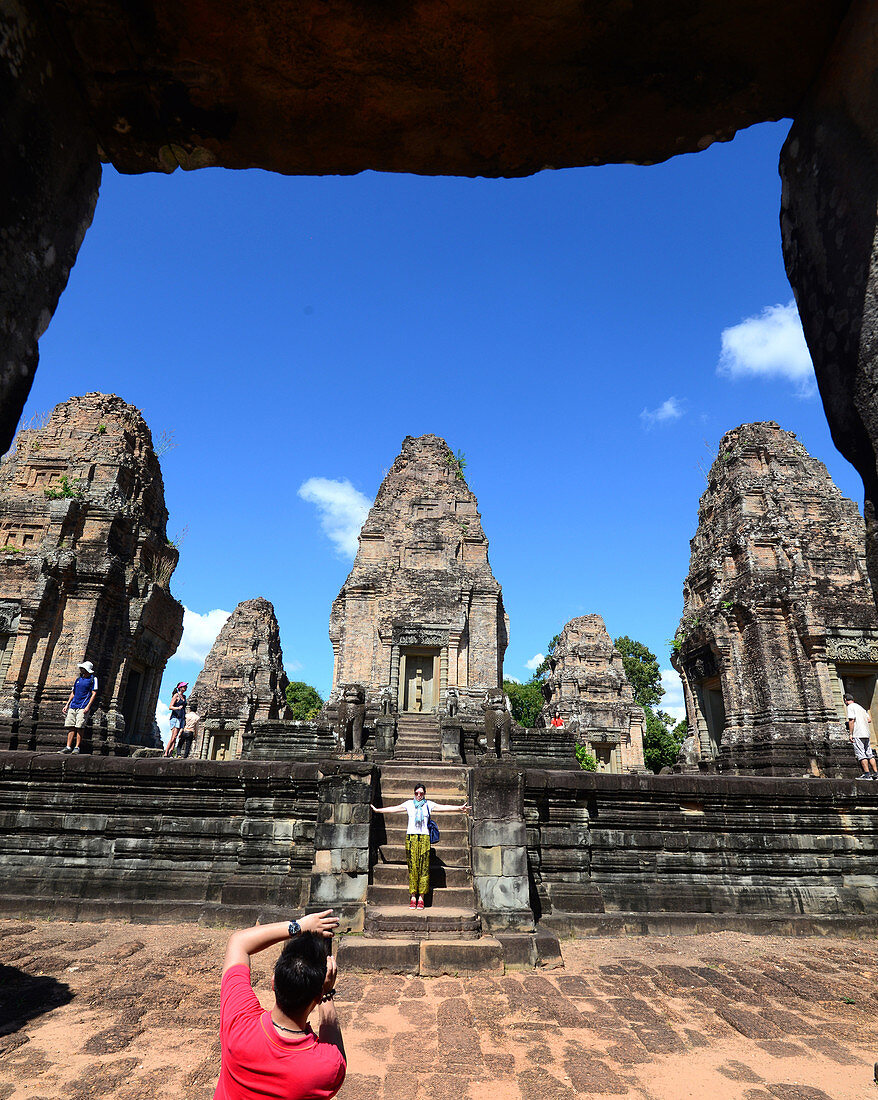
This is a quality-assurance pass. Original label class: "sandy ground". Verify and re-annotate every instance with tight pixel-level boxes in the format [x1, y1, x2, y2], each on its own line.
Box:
[1, 919, 877, 1099]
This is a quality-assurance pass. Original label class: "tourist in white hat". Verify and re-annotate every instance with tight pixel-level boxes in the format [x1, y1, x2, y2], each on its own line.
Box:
[60, 661, 98, 754]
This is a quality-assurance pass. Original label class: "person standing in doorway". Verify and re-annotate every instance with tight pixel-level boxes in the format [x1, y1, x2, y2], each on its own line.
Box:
[370, 784, 469, 910]
[164, 681, 188, 757]
[845, 694, 878, 779]
[178, 697, 201, 759]
[60, 661, 98, 753]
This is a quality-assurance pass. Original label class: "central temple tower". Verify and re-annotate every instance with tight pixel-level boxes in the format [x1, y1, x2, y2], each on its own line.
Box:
[328, 435, 508, 713]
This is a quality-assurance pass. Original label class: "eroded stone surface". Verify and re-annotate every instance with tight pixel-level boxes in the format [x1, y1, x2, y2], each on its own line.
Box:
[328, 435, 507, 717]
[0, 394, 183, 751]
[780, 0, 878, 601]
[541, 615, 645, 774]
[0, 0, 101, 454]
[672, 421, 878, 775]
[33, 1, 851, 178]
[191, 597, 290, 761]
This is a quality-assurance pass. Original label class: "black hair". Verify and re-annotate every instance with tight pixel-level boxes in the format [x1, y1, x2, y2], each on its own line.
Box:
[844, 694, 854, 702]
[273, 933, 328, 1016]
[413, 783, 426, 796]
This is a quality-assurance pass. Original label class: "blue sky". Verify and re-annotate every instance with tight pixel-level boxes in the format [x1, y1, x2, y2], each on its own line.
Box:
[20, 119, 865, 736]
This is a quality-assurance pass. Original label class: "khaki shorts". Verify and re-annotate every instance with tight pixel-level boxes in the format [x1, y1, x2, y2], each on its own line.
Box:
[64, 707, 89, 729]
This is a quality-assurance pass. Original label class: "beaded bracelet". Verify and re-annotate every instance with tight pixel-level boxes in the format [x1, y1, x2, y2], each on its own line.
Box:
[321, 989, 336, 1003]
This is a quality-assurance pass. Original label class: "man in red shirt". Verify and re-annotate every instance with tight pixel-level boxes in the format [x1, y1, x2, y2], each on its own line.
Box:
[214, 910, 345, 1100]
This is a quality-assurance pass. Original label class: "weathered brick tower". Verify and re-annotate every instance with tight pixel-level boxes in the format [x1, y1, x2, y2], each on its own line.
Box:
[673, 421, 878, 775]
[328, 434, 508, 715]
[540, 614, 646, 773]
[0, 393, 183, 751]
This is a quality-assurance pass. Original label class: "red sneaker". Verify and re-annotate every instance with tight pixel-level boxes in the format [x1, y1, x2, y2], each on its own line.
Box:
[416, 898, 425, 910]
[409, 897, 417, 909]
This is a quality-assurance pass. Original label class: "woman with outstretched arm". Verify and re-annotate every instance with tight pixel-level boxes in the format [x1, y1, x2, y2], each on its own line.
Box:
[370, 782, 469, 910]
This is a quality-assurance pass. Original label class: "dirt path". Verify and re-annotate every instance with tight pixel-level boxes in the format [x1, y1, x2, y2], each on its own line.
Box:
[1, 919, 877, 1098]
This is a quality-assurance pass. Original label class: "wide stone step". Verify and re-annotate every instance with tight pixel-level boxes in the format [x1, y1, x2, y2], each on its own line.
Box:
[382, 826, 469, 846]
[377, 784, 467, 800]
[372, 862, 471, 888]
[364, 904, 481, 939]
[368, 883, 475, 907]
[380, 764, 470, 779]
[379, 844, 470, 866]
[337, 936, 503, 974]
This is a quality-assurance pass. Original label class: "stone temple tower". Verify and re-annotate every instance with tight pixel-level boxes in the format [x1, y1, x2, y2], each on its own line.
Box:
[672, 421, 878, 775]
[329, 435, 508, 713]
[0, 393, 183, 752]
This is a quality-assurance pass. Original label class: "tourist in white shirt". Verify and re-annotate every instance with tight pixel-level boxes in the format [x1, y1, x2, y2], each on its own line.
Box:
[845, 694, 878, 779]
[370, 784, 469, 909]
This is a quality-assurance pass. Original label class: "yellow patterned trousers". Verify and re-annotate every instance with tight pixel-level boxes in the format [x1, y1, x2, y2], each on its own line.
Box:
[405, 833, 431, 896]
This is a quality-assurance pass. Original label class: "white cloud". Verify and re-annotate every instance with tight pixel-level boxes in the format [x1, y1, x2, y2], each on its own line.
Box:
[505, 675, 521, 684]
[660, 668, 687, 726]
[640, 397, 684, 426]
[525, 653, 544, 671]
[298, 477, 372, 558]
[155, 699, 171, 744]
[718, 301, 815, 397]
[176, 606, 232, 664]
[286, 661, 303, 675]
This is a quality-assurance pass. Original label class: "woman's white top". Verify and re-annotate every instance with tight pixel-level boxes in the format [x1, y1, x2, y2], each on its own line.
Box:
[404, 799, 436, 835]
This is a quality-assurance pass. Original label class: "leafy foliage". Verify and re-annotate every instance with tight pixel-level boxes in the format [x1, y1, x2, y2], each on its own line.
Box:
[575, 745, 597, 771]
[503, 679, 543, 728]
[614, 636, 663, 708]
[285, 681, 323, 720]
[44, 475, 83, 500]
[642, 706, 687, 773]
[446, 448, 467, 481]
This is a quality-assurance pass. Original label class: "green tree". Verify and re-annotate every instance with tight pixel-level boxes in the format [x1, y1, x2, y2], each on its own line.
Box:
[285, 681, 323, 720]
[531, 633, 561, 680]
[614, 636, 663, 708]
[642, 707, 687, 773]
[503, 679, 544, 728]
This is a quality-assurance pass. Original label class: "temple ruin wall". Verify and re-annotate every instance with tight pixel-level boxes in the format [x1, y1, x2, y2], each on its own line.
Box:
[1, 755, 875, 931]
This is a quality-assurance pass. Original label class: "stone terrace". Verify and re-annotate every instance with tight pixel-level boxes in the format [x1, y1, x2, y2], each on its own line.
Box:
[1, 919, 877, 1099]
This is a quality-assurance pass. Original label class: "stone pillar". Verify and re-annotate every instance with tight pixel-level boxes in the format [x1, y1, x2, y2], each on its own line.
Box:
[390, 643, 400, 707]
[471, 765, 534, 933]
[780, 0, 878, 597]
[1, 0, 101, 452]
[440, 646, 448, 702]
[308, 764, 375, 933]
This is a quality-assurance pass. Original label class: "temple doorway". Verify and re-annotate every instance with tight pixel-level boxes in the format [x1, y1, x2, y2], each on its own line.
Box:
[838, 665, 878, 748]
[400, 648, 439, 712]
[121, 664, 145, 737]
[696, 676, 726, 756]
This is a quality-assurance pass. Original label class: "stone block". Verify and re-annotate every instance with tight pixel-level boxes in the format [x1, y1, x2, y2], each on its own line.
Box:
[313, 849, 332, 873]
[473, 845, 502, 876]
[502, 846, 527, 877]
[472, 766, 522, 820]
[336, 937, 419, 973]
[314, 822, 369, 850]
[475, 874, 530, 912]
[494, 932, 536, 968]
[533, 926, 564, 968]
[309, 872, 369, 905]
[325, 847, 369, 874]
[420, 937, 504, 975]
[472, 821, 526, 847]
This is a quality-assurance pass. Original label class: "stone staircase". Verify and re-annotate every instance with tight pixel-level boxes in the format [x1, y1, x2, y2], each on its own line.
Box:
[337, 763, 505, 974]
[392, 712, 442, 761]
